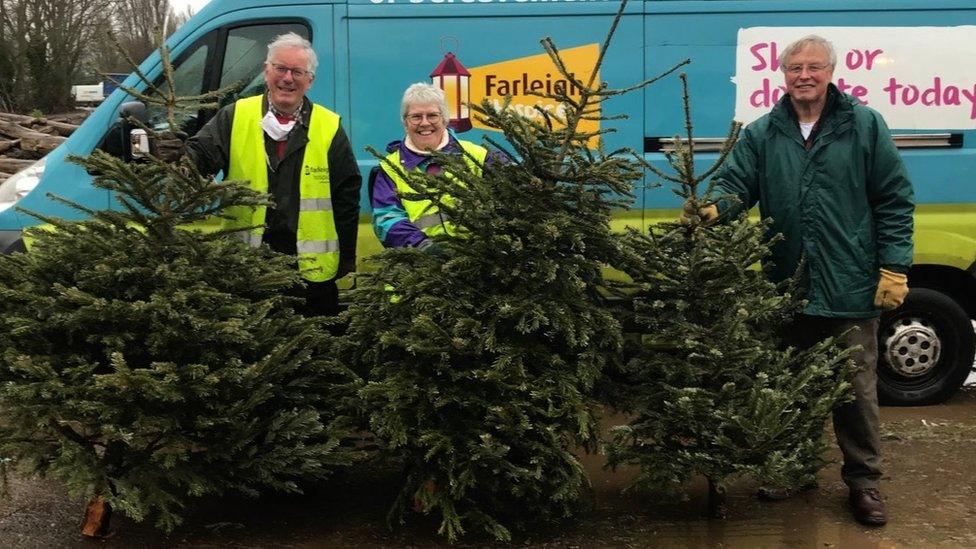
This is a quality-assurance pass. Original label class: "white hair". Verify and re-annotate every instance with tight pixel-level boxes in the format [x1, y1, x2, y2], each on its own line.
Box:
[778, 34, 837, 71]
[266, 32, 318, 75]
[400, 82, 450, 121]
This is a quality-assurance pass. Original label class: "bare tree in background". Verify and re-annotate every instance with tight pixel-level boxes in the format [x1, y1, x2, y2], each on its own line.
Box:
[108, 0, 191, 69]
[0, 0, 114, 113]
[0, 0, 190, 114]
[0, 3, 19, 111]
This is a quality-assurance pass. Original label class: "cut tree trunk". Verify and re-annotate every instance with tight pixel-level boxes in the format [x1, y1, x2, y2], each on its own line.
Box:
[48, 111, 91, 125]
[0, 119, 39, 140]
[81, 496, 112, 538]
[19, 133, 66, 155]
[707, 477, 728, 519]
[33, 125, 58, 136]
[0, 119, 68, 154]
[2, 148, 43, 161]
[42, 120, 79, 137]
[0, 157, 36, 172]
[0, 112, 41, 125]
[0, 139, 19, 154]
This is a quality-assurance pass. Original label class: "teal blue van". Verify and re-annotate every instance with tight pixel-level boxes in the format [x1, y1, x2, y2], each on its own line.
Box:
[1, 0, 974, 405]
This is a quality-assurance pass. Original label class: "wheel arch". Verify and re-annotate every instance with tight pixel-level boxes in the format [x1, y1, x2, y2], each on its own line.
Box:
[908, 264, 976, 320]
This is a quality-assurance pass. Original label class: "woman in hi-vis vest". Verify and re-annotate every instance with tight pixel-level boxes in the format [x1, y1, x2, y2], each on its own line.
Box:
[370, 83, 503, 255]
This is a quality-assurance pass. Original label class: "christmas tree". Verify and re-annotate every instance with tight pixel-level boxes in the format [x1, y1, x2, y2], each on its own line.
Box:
[341, 2, 685, 541]
[605, 74, 857, 517]
[0, 44, 361, 535]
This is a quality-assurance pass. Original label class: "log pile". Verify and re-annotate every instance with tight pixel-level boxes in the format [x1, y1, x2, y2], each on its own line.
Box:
[0, 110, 91, 183]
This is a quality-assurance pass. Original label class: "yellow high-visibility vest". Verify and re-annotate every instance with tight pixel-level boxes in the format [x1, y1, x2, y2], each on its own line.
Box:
[381, 139, 488, 238]
[226, 95, 341, 282]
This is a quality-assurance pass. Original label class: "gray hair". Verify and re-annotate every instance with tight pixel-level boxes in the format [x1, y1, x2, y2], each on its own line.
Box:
[778, 34, 837, 71]
[401, 82, 450, 121]
[266, 32, 318, 75]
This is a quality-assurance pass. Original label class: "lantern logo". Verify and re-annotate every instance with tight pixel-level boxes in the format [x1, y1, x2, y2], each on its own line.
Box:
[430, 52, 473, 132]
[430, 44, 600, 145]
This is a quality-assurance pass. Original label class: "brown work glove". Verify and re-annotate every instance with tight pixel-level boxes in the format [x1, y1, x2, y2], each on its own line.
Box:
[153, 130, 188, 163]
[417, 238, 446, 257]
[680, 199, 719, 223]
[874, 268, 908, 310]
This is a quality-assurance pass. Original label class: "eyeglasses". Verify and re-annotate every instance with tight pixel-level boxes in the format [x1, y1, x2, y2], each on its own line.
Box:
[785, 63, 830, 75]
[270, 63, 311, 79]
[405, 112, 443, 124]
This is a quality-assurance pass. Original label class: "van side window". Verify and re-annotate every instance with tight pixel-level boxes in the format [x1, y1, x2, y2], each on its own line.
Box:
[145, 22, 308, 135]
[100, 21, 311, 158]
[171, 43, 211, 98]
[218, 23, 310, 106]
[144, 35, 215, 135]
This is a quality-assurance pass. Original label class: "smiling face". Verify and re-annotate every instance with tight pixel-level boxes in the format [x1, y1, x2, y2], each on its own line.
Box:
[264, 46, 314, 113]
[783, 43, 834, 111]
[403, 101, 447, 151]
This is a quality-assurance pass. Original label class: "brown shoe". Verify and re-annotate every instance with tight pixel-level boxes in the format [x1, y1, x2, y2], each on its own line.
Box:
[849, 488, 887, 526]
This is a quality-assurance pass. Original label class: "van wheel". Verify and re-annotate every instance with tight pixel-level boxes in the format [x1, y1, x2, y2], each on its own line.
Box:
[877, 287, 974, 406]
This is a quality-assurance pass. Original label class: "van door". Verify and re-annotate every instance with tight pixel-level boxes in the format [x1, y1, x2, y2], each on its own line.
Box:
[346, 0, 645, 236]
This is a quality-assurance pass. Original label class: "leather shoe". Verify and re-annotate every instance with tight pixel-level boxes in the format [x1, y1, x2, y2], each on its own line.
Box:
[849, 488, 887, 526]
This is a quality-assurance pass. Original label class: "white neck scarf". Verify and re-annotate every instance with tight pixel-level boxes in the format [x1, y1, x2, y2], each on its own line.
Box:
[404, 131, 450, 155]
[261, 110, 296, 142]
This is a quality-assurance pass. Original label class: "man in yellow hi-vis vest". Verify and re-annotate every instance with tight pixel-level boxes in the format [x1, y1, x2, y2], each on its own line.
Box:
[370, 83, 498, 253]
[183, 32, 361, 316]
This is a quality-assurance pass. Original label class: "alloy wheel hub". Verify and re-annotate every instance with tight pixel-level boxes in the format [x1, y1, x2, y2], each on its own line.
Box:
[883, 317, 942, 378]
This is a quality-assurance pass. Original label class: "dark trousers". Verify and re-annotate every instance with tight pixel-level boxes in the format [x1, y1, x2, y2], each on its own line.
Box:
[289, 279, 340, 317]
[785, 315, 882, 490]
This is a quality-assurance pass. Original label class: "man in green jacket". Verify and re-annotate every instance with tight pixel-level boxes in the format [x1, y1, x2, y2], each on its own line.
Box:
[699, 35, 915, 526]
[183, 32, 361, 316]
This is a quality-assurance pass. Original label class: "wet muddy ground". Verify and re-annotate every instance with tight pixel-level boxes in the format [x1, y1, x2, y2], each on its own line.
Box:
[1, 384, 974, 548]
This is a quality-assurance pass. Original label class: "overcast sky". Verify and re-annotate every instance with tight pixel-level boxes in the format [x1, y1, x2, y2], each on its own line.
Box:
[171, 0, 211, 16]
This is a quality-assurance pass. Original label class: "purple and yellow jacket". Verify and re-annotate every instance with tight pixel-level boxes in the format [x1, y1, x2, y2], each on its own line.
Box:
[370, 134, 502, 248]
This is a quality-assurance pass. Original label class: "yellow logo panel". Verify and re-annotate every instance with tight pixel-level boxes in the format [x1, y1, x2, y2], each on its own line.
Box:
[432, 44, 601, 147]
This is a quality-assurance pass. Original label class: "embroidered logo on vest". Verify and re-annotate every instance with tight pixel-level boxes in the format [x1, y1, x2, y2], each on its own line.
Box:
[304, 165, 329, 181]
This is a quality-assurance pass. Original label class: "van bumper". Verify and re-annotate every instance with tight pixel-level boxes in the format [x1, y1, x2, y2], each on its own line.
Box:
[0, 230, 24, 253]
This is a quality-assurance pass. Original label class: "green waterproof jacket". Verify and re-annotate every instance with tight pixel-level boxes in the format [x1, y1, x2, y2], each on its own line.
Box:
[713, 85, 915, 318]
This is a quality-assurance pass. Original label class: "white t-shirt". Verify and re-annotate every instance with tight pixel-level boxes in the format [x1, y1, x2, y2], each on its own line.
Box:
[800, 121, 815, 140]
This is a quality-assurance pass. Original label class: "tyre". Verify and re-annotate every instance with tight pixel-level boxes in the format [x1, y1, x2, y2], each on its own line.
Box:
[877, 287, 975, 406]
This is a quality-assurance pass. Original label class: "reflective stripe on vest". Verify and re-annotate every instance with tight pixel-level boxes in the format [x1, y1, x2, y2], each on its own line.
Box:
[234, 230, 263, 248]
[381, 139, 488, 238]
[227, 95, 342, 282]
[413, 214, 444, 229]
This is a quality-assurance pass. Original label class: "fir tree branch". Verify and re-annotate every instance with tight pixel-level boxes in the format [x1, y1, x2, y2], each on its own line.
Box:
[694, 121, 742, 188]
[679, 74, 696, 191]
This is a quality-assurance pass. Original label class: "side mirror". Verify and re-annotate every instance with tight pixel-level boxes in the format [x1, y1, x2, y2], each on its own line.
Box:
[97, 101, 149, 160]
[119, 102, 150, 159]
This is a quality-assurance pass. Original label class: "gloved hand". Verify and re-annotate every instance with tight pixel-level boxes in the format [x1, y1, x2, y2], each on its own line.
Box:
[153, 130, 188, 163]
[874, 268, 909, 309]
[680, 199, 719, 223]
[417, 239, 445, 257]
